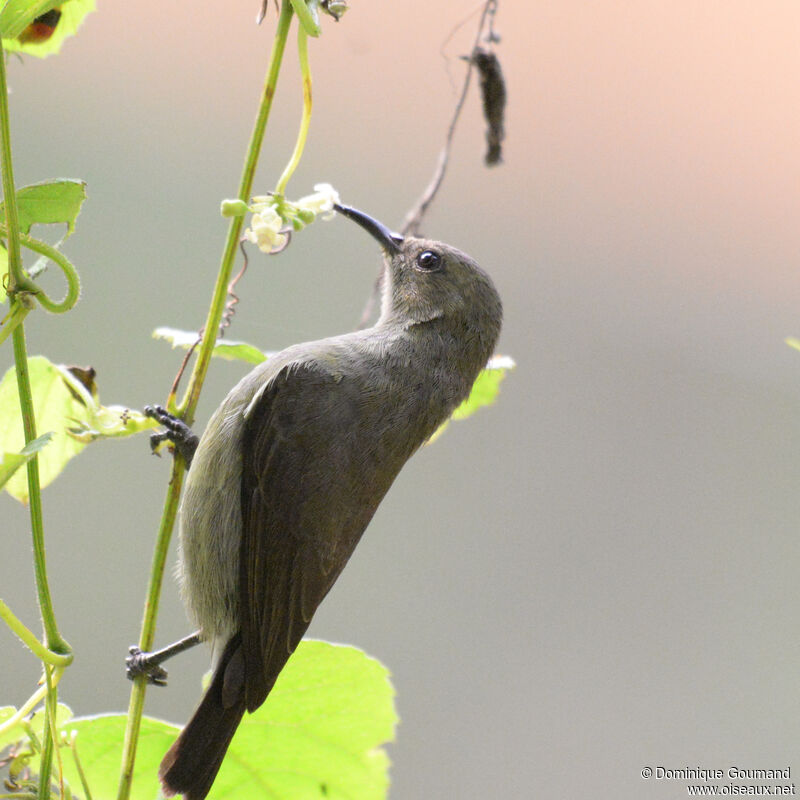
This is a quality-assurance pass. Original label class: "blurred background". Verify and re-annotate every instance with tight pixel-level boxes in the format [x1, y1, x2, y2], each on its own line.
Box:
[3, 1, 800, 797]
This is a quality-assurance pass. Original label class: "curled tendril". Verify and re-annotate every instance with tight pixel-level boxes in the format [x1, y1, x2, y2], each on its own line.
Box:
[0, 226, 80, 314]
[268, 227, 292, 254]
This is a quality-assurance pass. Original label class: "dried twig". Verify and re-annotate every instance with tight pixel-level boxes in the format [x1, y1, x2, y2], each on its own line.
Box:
[400, 0, 499, 238]
[167, 242, 251, 403]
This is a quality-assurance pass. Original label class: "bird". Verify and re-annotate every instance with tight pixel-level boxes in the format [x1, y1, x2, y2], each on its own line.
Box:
[130, 203, 503, 800]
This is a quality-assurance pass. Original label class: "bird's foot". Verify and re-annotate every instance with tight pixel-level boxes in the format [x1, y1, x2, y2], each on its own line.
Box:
[126, 646, 169, 686]
[144, 405, 199, 467]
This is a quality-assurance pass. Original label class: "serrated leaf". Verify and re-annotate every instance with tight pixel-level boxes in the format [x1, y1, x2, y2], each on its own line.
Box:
[54, 714, 178, 800]
[1, 0, 95, 58]
[0, 357, 154, 502]
[0, 432, 52, 489]
[0, 357, 89, 502]
[54, 641, 396, 800]
[209, 641, 397, 800]
[0, 0, 59, 38]
[0, 180, 87, 237]
[153, 327, 270, 365]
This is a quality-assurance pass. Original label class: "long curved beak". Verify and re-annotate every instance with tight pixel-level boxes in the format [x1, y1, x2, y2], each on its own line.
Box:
[334, 203, 404, 253]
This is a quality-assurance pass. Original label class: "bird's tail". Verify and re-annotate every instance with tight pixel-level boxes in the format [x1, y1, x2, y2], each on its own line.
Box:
[159, 634, 246, 800]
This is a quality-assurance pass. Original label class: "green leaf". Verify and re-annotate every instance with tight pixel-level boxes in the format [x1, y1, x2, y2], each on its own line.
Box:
[55, 641, 397, 800]
[0, 180, 85, 290]
[0, 702, 73, 753]
[1, 0, 95, 58]
[66, 404, 157, 443]
[0, 357, 156, 502]
[0, 0, 59, 39]
[153, 327, 270, 365]
[54, 714, 178, 800]
[210, 641, 397, 800]
[0, 431, 52, 490]
[0, 180, 87, 237]
[0, 357, 88, 502]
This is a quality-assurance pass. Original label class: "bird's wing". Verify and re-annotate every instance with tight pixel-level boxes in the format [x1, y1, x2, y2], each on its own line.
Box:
[238, 362, 388, 711]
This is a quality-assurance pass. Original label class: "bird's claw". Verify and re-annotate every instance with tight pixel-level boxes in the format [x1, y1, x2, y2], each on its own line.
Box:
[126, 645, 169, 687]
[144, 404, 199, 467]
[148, 429, 171, 456]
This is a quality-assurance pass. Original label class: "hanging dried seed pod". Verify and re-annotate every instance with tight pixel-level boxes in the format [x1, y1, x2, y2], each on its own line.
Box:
[469, 46, 507, 166]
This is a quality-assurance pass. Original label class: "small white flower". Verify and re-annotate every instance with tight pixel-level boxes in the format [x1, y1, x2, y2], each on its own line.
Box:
[296, 183, 340, 220]
[244, 204, 288, 253]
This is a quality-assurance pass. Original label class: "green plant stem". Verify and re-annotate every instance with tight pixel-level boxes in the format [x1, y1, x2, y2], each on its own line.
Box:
[68, 738, 93, 800]
[116, 473, 182, 800]
[274, 23, 312, 196]
[0, 38, 29, 297]
[179, 0, 293, 422]
[11, 326, 69, 656]
[0, 599, 73, 667]
[37, 666, 59, 800]
[1, 37, 69, 800]
[37, 704, 54, 800]
[12, 326, 61, 800]
[116, 6, 295, 799]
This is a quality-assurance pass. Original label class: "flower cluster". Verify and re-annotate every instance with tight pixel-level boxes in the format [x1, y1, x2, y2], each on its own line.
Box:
[237, 183, 340, 254]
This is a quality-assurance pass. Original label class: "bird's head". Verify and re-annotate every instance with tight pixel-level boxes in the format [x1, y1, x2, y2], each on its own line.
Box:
[335, 203, 502, 356]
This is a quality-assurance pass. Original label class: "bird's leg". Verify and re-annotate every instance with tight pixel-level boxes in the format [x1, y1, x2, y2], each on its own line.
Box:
[144, 405, 199, 468]
[126, 630, 203, 686]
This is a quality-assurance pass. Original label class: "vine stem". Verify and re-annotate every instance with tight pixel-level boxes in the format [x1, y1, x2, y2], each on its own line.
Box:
[1, 34, 71, 800]
[10, 325, 68, 657]
[38, 666, 61, 800]
[0, 38, 25, 295]
[115, 5, 295, 799]
[178, 0, 294, 422]
[274, 23, 312, 196]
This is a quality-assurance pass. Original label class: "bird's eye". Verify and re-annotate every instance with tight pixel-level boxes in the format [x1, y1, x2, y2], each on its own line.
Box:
[416, 250, 442, 271]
